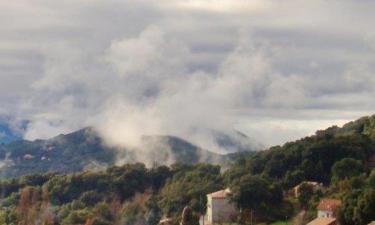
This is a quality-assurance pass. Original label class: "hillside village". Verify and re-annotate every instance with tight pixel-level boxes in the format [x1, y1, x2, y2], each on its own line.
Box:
[158, 180, 374, 225]
[0, 116, 374, 224]
[195, 185, 372, 225]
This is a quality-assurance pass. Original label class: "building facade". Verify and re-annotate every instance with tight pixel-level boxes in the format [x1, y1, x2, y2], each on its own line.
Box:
[317, 199, 342, 218]
[205, 188, 237, 224]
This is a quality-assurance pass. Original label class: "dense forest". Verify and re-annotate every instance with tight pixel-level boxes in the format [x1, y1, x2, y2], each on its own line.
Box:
[0, 115, 374, 225]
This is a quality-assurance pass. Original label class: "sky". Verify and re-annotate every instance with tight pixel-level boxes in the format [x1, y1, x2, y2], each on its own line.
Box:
[0, 0, 375, 151]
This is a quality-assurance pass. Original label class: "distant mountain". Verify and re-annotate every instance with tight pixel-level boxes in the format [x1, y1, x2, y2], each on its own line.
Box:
[0, 127, 252, 178]
[212, 130, 263, 152]
[0, 122, 23, 144]
[2, 115, 374, 179]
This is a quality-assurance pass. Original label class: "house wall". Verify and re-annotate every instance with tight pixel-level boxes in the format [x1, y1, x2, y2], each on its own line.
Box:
[318, 210, 334, 218]
[207, 196, 213, 224]
[209, 198, 236, 223]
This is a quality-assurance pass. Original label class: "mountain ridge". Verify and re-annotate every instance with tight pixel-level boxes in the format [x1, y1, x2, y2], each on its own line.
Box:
[0, 127, 255, 178]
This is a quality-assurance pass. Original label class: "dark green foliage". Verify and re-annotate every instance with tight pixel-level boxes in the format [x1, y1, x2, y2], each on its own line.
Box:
[145, 207, 161, 225]
[149, 166, 172, 190]
[338, 188, 375, 225]
[47, 163, 150, 204]
[159, 164, 223, 216]
[145, 196, 162, 225]
[61, 209, 92, 225]
[354, 189, 375, 225]
[180, 206, 199, 225]
[297, 183, 314, 207]
[226, 127, 374, 185]
[0, 173, 55, 198]
[334, 169, 375, 225]
[121, 202, 146, 225]
[0, 163, 225, 224]
[283, 169, 304, 188]
[331, 158, 364, 181]
[79, 191, 102, 207]
[337, 115, 375, 139]
[230, 175, 283, 210]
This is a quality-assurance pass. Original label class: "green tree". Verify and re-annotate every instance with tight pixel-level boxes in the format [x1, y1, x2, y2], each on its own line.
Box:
[354, 189, 375, 225]
[297, 183, 314, 208]
[283, 170, 304, 188]
[338, 189, 375, 225]
[331, 158, 363, 181]
[159, 164, 222, 216]
[230, 175, 282, 210]
[79, 191, 102, 207]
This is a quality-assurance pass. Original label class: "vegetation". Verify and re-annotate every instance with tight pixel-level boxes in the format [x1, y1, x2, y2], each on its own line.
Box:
[0, 128, 234, 179]
[0, 115, 374, 224]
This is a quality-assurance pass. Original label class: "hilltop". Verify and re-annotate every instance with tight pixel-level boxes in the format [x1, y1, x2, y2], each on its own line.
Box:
[0, 127, 255, 178]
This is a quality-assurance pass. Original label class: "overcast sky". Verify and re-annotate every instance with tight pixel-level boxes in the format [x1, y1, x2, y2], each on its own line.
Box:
[1, 0, 375, 150]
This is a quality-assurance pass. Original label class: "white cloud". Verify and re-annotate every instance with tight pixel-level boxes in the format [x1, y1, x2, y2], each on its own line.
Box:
[169, 0, 271, 12]
[0, 0, 375, 150]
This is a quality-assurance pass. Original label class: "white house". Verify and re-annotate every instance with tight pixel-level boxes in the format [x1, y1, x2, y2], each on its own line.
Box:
[317, 199, 341, 218]
[203, 188, 237, 225]
[306, 198, 342, 225]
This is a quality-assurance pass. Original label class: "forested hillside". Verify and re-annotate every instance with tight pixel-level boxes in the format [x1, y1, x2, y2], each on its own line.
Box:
[0, 115, 374, 225]
[0, 128, 251, 178]
[227, 115, 375, 185]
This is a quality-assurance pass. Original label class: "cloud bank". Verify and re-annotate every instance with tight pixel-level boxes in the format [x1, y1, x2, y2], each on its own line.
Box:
[0, 0, 375, 150]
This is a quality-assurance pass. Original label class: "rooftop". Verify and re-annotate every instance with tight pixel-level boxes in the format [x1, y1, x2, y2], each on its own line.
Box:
[307, 217, 336, 225]
[208, 188, 231, 199]
[317, 199, 342, 212]
[294, 181, 321, 189]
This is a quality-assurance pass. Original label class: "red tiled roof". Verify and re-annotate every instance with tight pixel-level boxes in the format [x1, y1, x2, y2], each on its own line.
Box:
[307, 218, 336, 225]
[317, 199, 342, 212]
[208, 188, 231, 199]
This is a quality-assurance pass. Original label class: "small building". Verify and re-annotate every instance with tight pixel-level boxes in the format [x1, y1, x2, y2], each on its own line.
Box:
[204, 188, 237, 225]
[293, 181, 323, 198]
[307, 217, 337, 225]
[317, 199, 342, 218]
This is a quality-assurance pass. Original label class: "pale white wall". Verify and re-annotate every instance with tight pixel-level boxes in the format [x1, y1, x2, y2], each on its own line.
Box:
[318, 210, 333, 218]
[207, 196, 213, 224]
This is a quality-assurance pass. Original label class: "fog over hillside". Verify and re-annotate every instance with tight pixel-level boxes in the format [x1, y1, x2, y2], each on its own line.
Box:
[0, 0, 375, 151]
